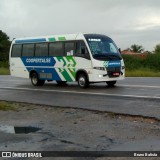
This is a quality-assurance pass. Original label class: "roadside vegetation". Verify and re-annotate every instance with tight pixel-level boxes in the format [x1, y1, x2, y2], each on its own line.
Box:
[125, 68, 160, 77]
[0, 101, 17, 111]
[0, 67, 10, 75]
[0, 30, 10, 75]
[0, 30, 160, 77]
[122, 44, 160, 77]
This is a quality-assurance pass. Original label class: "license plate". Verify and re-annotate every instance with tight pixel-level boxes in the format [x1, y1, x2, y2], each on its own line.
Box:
[113, 72, 120, 76]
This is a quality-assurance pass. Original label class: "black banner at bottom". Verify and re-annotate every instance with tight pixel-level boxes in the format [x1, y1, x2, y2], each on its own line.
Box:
[1, 151, 160, 158]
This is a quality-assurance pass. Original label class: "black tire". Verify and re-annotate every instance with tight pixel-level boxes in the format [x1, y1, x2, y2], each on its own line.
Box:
[56, 81, 67, 86]
[31, 72, 45, 86]
[78, 73, 89, 88]
[106, 81, 117, 87]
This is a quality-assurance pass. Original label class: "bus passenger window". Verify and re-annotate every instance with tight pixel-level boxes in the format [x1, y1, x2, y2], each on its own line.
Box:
[65, 42, 75, 56]
[22, 44, 34, 57]
[49, 42, 64, 56]
[35, 43, 48, 56]
[11, 44, 22, 57]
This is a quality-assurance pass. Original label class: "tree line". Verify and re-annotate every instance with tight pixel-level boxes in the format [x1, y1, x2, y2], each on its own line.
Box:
[128, 44, 160, 54]
[0, 30, 11, 61]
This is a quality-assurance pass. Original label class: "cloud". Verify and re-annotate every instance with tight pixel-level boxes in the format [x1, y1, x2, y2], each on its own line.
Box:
[0, 0, 160, 50]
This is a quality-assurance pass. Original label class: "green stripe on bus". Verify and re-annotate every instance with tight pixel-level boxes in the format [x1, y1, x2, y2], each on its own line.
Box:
[66, 56, 76, 67]
[59, 68, 73, 81]
[56, 56, 76, 81]
[56, 57, 67, 66]
[68, 68, 76, 78]
[48, 37, 56, 42]
[58, 37, 66, 41]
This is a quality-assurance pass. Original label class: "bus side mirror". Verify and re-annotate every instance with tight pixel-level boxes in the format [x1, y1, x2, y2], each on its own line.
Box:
[119, 48, 121, 54]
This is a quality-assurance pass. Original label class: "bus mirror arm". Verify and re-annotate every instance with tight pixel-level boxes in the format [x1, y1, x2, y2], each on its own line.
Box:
[81, 48, 85, 54]
[81, 47, 86, 54]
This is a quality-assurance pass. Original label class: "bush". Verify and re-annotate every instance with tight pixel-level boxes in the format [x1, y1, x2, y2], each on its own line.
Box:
[145, 54, 160, 71]
[122, 53, 160, 72]
[154, 44, 160, 54]
[122, 54, 145, 70]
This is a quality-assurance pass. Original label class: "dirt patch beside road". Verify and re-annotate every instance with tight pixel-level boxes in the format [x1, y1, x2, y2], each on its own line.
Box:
[0, 101, 160, 159]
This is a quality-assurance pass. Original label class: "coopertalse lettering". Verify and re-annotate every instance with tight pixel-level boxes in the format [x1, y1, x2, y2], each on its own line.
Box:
[26, 58, 51, 63]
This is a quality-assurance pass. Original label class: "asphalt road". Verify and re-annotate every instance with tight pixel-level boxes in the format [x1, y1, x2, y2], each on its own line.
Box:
[0, 75, 160, 119]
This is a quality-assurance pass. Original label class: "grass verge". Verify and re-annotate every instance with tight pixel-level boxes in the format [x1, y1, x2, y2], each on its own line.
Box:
[126, 68, 160, 77]
[0, 101, 17, 111]
[0, 67, 160, 77]
[0, 67, 10, 75]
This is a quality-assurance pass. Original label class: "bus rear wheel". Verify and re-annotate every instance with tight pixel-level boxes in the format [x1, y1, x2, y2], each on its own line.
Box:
[31, 72, 45, 86]
[78, 74, 89, 88]
[106, 81, 117, 87]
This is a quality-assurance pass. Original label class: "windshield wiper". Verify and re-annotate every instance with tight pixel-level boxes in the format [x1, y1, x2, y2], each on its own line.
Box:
[93, 54, 113, 60]
[93, 53, 122, 60]
[106, 54, 122, 60]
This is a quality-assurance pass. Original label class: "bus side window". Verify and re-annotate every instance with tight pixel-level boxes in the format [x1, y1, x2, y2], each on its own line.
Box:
[22, 44, 34, 57]
[75, 41, 90, 59]
[64, 42, 75, 56]
[49, 42, 64, 56]
[35, 43, 48, 56]
[11, 44, 22, 57]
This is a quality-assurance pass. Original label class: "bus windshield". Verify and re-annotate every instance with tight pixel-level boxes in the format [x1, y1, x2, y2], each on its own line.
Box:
[85, 34, 122, 61]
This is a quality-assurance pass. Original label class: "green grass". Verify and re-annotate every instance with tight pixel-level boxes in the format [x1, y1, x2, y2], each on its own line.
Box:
[126, 68, 160, 77]
[0, 66, 160, 77]
[0, 67, 10, 75]
[0, 101, 17, 111]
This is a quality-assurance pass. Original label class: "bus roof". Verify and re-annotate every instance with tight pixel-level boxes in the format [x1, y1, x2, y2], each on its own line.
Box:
[12, 33, 109, 44]
[12, 33, 83, 44]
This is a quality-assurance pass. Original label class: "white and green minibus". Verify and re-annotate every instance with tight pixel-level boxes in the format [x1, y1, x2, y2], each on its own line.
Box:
[9, 33, 125, 88]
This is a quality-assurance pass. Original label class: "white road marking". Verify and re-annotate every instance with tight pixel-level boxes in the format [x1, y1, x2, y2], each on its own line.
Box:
[1, 80, 160, 89]
[0, 86, 160, 100]
[119, 84, 160, 89]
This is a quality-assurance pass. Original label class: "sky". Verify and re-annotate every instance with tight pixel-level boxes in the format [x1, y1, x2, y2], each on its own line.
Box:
[0, 0, 160, 51]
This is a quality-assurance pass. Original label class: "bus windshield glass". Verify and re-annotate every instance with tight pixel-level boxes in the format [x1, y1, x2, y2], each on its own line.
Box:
[85, 34, 122, 61]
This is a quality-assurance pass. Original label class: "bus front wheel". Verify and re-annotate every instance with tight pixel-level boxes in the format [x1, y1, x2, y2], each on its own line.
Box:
[106, 81, 117, 87]
[78, 74, 89, 88]
[31, 72, 45, 86]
